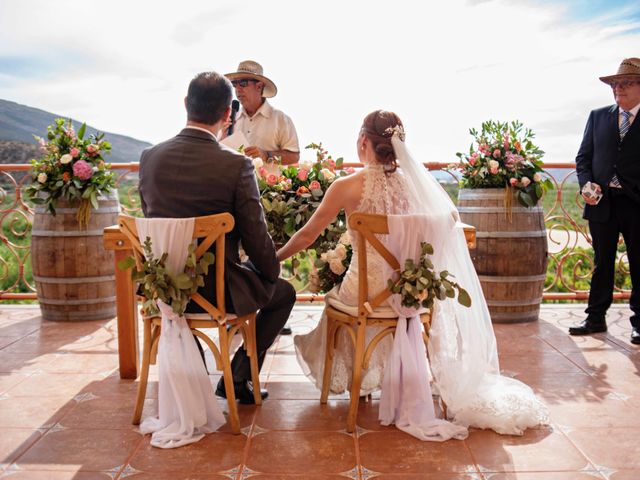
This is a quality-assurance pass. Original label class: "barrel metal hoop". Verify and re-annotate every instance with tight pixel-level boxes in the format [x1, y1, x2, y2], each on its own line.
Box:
[33, 275, 116, 284]
[31, 229, 106, 237]
[489, 311, 540, 321]
[479, 274, 547, 282]
[458, 190, 512, 200]
[38, 296, 117, 306]
[475, 231, 547, 238]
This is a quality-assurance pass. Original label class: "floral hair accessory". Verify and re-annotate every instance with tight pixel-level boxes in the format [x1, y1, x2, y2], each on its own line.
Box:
[383, 125, 406, 142]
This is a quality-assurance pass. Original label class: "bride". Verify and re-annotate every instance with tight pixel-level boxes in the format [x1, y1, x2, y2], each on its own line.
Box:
[276, 110, 549, 435]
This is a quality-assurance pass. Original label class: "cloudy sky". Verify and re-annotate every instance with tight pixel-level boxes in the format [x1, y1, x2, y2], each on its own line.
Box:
[1, 0, 639, 164]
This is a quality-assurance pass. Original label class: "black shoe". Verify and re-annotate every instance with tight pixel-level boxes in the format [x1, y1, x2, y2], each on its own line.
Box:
[569, 317, 607, 336]
[215, 379, 268, 404]
[280, 325, 292, 335]
[631, 327, 640, 345]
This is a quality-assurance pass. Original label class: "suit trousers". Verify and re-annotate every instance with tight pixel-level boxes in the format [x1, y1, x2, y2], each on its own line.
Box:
[587, 191, 640, 327]
[230, 278, 296, 381]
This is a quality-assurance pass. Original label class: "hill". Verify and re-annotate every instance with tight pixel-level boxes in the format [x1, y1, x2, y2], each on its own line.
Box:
[0, 99, 151, 164]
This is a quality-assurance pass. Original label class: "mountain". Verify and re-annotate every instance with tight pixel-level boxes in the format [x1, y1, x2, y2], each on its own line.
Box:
[0, 99, 152, 164]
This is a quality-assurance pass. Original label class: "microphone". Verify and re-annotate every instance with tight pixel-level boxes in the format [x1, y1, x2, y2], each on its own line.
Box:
[227, 100, 240, 136]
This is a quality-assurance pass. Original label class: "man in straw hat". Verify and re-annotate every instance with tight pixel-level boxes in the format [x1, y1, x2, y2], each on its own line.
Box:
[571, 57, 640, 344]
[223, 60, 300, 166]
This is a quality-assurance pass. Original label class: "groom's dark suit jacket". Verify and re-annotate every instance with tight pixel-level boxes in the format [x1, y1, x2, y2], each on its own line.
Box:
[576, 104, 640, 222]
[138, 128, 280, 316]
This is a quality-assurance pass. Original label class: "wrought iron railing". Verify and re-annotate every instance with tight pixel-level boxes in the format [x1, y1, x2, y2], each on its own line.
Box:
[0, 162, 630, 301]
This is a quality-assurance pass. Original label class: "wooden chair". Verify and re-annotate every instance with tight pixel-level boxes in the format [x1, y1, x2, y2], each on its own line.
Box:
[118, 213, 262, 435]
[321, 213, 476, 433]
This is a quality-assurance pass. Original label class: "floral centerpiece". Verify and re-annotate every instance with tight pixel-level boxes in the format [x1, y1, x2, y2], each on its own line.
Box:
[26, 118, 115, 227]
[388, 242, 471, 310]
[455, 120, 552, 207]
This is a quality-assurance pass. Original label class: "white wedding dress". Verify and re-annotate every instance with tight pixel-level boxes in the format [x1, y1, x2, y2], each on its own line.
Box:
[294, 161, 549, 436]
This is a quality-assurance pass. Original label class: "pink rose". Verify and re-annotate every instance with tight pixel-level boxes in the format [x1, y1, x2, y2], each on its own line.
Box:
[345, 167, 356, 175]
[70, 148, 80, 158]
[509, 177, 518, 187]
[309, 180, 321, 190]
[328, 159, 336, 170]
[266, 174, 278, 186]
[490, 167, 499, 175]
[296, 186, 309, 196]
[258, 167, 268, 178]
[72, 160, 93, 180]
[492, 149, 501, 158]
[468, 157, 476, 166]
[503, 140, 510, 150]
[521, 177, 531, 187]
[86, 144, 99, 156]
[297, 169, 309, 181]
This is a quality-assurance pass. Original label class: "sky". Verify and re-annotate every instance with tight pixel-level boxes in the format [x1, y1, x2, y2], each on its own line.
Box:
[1, 0, 639, 165]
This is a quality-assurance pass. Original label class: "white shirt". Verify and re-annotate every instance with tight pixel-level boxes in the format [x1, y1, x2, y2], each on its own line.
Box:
[619, 102, 640, 128]
[235, 100, 299, 153]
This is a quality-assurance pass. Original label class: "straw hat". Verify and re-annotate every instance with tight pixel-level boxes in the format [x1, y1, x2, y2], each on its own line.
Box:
[225, 60, 277, 98]
[599, 57, 640, 85]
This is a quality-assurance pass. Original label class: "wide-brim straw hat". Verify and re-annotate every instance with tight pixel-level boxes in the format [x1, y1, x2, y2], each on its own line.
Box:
[225, 60, 277, 98]
[599, 57, 640, 85]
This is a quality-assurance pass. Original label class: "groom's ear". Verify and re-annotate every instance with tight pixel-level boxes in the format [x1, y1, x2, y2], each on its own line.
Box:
[222, 106, 231, 122]
[184, 96, 188, 110]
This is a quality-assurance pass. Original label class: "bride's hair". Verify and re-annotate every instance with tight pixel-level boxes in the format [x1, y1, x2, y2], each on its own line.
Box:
[361, 110, 403, 173]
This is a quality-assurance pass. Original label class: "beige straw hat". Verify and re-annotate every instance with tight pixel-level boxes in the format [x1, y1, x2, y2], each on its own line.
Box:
[225, 60, 277, 98]
[599, 57, 640, 85]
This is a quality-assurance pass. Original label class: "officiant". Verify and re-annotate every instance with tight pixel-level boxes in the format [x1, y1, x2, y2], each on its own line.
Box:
[222, 60, 300, 166]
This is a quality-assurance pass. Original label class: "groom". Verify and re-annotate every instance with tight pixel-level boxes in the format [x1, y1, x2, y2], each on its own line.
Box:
[138, 71, 296, 402]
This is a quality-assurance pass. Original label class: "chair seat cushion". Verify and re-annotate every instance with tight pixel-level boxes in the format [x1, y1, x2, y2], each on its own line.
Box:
[327, 296, 398, 318]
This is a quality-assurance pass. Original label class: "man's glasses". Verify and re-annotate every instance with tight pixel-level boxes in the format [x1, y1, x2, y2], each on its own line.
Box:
[231, 78, 258, 88]
[610, 80, 640, 90]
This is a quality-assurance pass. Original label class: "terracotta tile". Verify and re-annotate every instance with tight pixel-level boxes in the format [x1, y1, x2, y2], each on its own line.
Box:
[0, 352, 64, 373]
[566, 427, 640, 470]
[609, 471, 640, 480]
[246, 431, 355, 474]
[366, 474, 482, 480]
[247, 475, 356, 480]
[265, 375, 330, 400]
[58, 393, 138, 430]
[0, 428, 42, 470]
[269, 352, 304, 375]
[0, 395, 76, 428]
[6, 373, 107, 397]
[213, 401, 257, 434]
[465, 427, 591, 472]
[540, 332, 621, 353]
[129, 432, 245, 473]
[0, 372, 32, 394]
[514, 373, 617, 404]
[255, 399, 350, 431]
[16, 428, 142, 472]
[358, 430, 474, 474]
[499, 351, 584, 375]
[123, 474, 230, 480]
[41, 353, 119, 374]
[0, 320, 41, 338]
[495, 335, 557, 354]
[547, 397, 640, 428]
[356, 399, 412, 433]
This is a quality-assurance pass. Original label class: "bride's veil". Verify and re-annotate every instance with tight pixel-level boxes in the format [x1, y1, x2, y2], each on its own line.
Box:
[391, 132, 548, 433]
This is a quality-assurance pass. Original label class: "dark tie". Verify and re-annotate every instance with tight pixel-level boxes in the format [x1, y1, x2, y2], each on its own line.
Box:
[609, 110, 632, 189]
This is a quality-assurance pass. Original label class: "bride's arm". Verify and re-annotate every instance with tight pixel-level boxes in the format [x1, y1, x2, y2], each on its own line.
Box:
[276, 179, 347, 261]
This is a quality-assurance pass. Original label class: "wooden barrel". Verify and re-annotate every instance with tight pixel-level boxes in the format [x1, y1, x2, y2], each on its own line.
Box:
[31, 194, 119, 321]
[458, 188, 547, 323]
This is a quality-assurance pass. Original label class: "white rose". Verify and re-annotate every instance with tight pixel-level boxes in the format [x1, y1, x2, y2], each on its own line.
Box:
[320, 252, 329, 262]
[521, 177, 531, 187]
[299, 159, 314, 170]
[320, 168, 336, 180]
[37, 172, 47, 183]
[60, 154, 73, 165]
[329, 258, 346, 275]
[252, 157, 264, 169]
[339, 231, 352, 245]
[333, 243, 347, 261]
[488, 160, 499, 170]
[533, 173, 541, 182]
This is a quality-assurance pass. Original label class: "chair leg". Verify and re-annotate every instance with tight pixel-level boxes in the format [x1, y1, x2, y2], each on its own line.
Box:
[320, 317, 337, 404]
[218, 324, 241, 434]
[245, 315, 262, 406]
[132, 317, 152, 425]
[346, 321, 366, 433]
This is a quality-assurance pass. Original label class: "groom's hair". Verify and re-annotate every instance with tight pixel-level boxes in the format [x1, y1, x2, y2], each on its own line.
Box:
[186, 72, 232, 125]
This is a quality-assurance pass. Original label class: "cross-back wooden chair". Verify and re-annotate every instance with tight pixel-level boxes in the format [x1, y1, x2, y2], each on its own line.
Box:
[321, 213, 437, 433]
[118, 213, 262, 435]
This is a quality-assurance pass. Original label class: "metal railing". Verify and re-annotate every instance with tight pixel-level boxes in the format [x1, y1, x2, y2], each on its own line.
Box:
[0, 162, 631, 301]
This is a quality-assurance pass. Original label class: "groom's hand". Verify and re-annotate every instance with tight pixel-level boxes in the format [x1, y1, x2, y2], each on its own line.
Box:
[244, 146, 267, 161]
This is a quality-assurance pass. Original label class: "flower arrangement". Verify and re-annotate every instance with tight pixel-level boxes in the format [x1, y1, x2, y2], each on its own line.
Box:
[455, 120, 552, 207]
[309, 231, 353, 293]
[26, 118, 115, 227]
[256, 142, 355, 249]
[118, 238, 215, 316]
[387, 242, 471, 310]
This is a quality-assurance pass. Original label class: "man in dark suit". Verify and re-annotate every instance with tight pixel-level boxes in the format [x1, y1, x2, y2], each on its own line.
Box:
[571, 58, 640, 345]
[138, 71, 296, 402]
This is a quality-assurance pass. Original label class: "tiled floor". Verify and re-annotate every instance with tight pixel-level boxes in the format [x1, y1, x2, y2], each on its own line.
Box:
[0, 303, 638, 480]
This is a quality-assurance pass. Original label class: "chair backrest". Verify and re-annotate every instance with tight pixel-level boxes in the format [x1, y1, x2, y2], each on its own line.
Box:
[118, 213, 235, 321]
[348, 212, 398, 316]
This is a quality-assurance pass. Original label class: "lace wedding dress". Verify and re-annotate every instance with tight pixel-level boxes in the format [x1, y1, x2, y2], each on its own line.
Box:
[294, 162, 549, 436]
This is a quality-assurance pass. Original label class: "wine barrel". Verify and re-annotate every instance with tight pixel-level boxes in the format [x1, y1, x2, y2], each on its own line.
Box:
[31, 194, 120, 321]
[457, 188, 548, 323]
